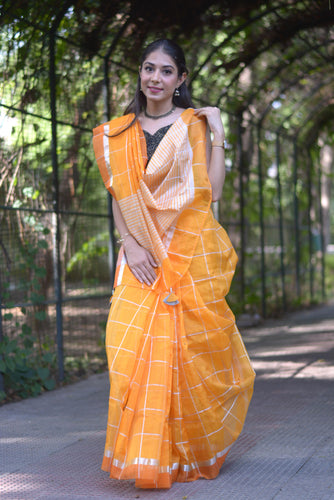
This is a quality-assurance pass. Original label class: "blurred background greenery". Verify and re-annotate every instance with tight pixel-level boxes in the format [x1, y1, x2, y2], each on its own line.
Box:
[0, 0, 333, 400]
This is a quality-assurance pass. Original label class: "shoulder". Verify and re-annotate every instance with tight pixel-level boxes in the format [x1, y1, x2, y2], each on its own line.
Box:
[185, 109, 207, 137]
[93, 113, 135, 137]
[178, 107, 204, 127]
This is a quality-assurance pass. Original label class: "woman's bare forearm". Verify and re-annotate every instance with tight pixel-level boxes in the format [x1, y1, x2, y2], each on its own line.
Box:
[112, 198, 157, 285]
[112, 197, 132, 241]
[207, 130, 226, 201]
[194, 107, 226, 201]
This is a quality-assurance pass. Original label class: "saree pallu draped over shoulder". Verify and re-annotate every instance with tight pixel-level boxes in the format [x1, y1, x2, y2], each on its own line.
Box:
[92, 108, 255, 489]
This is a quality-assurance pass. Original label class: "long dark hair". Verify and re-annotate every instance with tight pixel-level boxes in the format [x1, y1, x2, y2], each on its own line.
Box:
[112, 39, 194, 135]
[125, 39, 194, 115]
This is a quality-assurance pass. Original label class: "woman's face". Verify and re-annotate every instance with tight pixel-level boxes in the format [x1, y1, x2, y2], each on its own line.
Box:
[139, 48, 186, 105]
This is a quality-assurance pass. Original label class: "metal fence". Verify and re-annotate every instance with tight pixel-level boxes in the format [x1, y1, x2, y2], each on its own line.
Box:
[0, 20, 327, 392]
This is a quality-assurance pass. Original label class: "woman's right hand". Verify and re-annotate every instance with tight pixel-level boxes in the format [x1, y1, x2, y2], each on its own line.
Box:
[123, 235, 158, 286]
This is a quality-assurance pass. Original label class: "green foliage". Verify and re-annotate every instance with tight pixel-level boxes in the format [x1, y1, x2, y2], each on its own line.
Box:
[0, 2, 333, 403]
[0, 330, 56, 402]
[0, 224, 56, 402]
[62, 320, 107, 382]
[66, 231, 109, 276]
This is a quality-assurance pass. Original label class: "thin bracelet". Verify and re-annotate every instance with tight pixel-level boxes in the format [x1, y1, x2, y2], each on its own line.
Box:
[212, 140, 226, 148]
[117, 232, 131, 244]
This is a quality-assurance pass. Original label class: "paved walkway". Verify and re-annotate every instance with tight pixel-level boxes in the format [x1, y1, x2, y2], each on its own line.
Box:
[1, 302, 334, 500]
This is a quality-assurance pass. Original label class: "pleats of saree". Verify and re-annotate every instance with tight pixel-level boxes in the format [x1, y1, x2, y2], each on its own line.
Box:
[102, 214, 255, 488]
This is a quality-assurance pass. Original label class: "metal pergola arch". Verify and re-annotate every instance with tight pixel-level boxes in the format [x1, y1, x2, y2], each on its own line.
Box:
[214, 38, 334, 123]
[243, 61, 331, 134]
[251, 73, 333, 312]
[241, 39, 334, 116]
[188, 3, 285, 89]
[274, 79, 334, 136]
[187, 19, 334, 316]
[252, 84, 334, 315]
[1, 0, 333, 390]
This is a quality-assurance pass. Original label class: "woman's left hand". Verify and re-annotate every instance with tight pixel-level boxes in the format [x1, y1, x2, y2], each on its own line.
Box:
[194, 106, 225, 141]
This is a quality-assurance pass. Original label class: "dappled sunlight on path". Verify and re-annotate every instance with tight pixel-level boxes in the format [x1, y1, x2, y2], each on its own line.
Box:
[243, 303, 334, 381]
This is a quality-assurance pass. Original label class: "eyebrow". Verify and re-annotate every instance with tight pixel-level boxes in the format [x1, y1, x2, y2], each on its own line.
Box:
[144, 61, 175, 69]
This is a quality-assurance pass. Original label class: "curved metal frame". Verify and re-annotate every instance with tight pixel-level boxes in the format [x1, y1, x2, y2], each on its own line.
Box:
[1, 1, 333, 384]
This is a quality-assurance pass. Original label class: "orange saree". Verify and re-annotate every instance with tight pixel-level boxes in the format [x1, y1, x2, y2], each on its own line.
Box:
[92, 108, 255, 489]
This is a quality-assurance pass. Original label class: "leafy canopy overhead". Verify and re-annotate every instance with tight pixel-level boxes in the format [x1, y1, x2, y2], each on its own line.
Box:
[1, 0, 333, 137]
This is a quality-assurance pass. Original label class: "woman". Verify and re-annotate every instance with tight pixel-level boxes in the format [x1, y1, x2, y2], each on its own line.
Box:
[93, 39, 255, 489]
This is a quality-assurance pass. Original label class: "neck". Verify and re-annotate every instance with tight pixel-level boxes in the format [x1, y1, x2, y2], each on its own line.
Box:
[145, 100, 174, 116]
